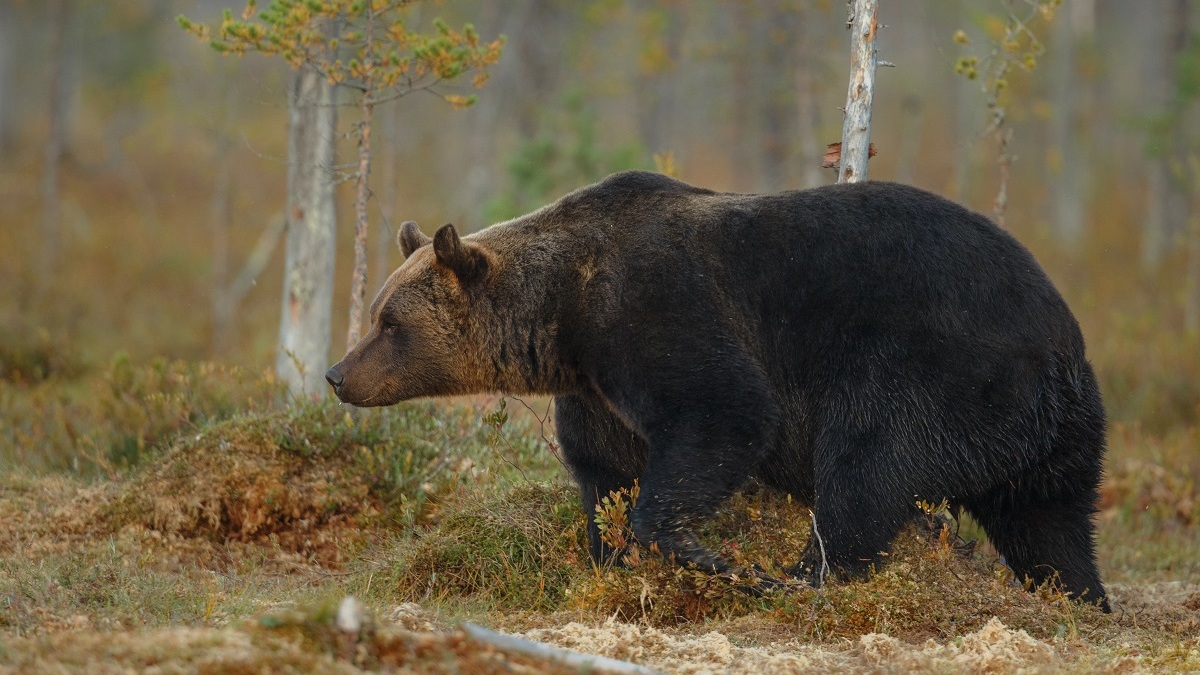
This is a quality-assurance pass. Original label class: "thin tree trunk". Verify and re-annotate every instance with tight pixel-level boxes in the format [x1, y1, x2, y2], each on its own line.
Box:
[346, 10, 375, 351]
[460, 0, 507, 222]
[730, 1, 756, 190]
[837, 0, 879, 184]
[513, 0, 565, 140]
[794, 4, 823, 189]
[347, 98, 373, 349]
[1050, 0, 1086, 249]
[210, 132, 234, 356]
[373, 103, 398, 295]
[949, 0, 975, 201]
[634, 0, 684, 157]
[0, 0, 15, 157]
[893, 95, 922, 185]
[1143, 0, 1190, 269]
[760, 1, 793, 193]
[277, 66, 337, 396]
[1187, 209, 1200, 335]
[39, 0, 69, 286]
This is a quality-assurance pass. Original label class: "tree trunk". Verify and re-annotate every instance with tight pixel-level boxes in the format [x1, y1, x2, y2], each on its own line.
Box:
[729, 1, 756, 190]
[1187, 208, 1200, 335]
[1143, 0, 1191, 269]
[210, 131, 234, 356]
[277, 66, 337, 397]
[893, 95, 922, 185]
[634, 0, 684, 157]
[759, 1, 793, 193]
[948, 0, 975, 201]
[0, 0, 16, 157]
[513, 0, 566, 140]
[346, 12, 375, 351]
[347, 97, 373, 350]
[837, 0, 879, 184]
[39, 0, 70, 287]
[1050, 0, 1088, 250]
[373, 103, 398, 295]
[794, 3, 823, 189]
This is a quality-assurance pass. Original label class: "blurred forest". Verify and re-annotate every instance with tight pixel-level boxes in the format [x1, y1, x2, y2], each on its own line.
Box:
[2, 4, 1200, 668]
[1, 0, 1198, 431]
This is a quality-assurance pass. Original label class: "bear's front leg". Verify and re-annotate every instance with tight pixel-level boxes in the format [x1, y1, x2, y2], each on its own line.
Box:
[554, 392, 648, 566]
[618, 381, 779, 578]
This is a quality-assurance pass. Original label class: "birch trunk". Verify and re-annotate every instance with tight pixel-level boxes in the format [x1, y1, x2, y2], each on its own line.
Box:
[837, 0, 879, 184]
[39, 0, 69, 285]
[277, 67, 337, 397]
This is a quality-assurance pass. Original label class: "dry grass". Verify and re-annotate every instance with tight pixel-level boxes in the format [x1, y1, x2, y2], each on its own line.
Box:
[0, 364, 1197, 673]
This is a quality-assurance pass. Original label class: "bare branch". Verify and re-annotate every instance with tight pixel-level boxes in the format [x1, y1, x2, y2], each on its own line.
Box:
[460, 623, 661, 675]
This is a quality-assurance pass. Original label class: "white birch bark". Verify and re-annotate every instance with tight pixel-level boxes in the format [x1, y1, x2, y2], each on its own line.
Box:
[837, 0, 879, 184]
[277, 67, 337, 397]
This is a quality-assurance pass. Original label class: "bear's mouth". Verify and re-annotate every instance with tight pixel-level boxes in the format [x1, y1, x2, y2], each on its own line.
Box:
[337, 387, 386, 407]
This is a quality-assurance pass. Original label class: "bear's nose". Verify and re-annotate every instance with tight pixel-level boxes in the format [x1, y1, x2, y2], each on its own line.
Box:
[325, 366, 344, 390]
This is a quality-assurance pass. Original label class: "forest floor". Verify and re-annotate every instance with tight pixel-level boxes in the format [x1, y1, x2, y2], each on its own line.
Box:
[1, 359, 1199, 673]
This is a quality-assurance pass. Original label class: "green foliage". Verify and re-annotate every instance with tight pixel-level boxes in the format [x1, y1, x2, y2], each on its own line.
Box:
[952, 1, 1058, 96]
[485, 93, 648, 223]
[178, 0, 503, 107]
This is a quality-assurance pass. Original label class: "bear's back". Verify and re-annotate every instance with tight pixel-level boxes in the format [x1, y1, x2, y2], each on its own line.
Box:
[571, 174, 1084, 360]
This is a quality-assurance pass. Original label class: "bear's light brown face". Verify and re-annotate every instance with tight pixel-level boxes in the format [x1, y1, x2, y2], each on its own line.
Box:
[325, 222, 491, 406]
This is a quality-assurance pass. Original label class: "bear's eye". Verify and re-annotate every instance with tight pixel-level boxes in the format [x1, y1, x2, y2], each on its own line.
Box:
[380, 321, 398, 336]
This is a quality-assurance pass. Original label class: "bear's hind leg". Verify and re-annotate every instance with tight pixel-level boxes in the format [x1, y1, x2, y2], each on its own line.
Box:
[554, 392, 648, 566]
[967, 489, 1109, 612]
[787, 474, 914, 585]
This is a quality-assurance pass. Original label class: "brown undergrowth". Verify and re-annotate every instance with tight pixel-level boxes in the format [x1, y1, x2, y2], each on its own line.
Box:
[1, 363, 1198, 671]
[391, 480, 1114, 642]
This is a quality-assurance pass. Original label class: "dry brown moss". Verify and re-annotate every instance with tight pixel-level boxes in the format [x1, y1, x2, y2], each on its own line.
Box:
[377, 480, 1114, 642]
[100, 415, 379, 565]
[385, 482, 589, 612]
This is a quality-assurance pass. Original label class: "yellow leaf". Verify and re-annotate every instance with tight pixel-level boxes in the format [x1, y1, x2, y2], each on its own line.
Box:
[653, 151, 678, 178]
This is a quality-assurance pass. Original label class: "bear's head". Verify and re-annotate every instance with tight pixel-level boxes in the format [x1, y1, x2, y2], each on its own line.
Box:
[325, 221, 495, 406]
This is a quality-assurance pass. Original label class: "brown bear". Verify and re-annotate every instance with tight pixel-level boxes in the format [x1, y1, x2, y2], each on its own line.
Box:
[326, 170, 1109, 610]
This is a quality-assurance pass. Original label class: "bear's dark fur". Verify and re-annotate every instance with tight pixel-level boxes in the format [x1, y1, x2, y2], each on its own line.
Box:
[327, 171, 1109, 610]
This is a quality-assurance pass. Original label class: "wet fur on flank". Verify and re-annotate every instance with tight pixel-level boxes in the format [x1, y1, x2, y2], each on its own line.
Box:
[328, 170, 1110, 611]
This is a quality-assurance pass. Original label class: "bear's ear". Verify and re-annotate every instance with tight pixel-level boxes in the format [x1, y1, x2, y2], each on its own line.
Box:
[433, 223, 489, 283]
[397, 221, 432, 258]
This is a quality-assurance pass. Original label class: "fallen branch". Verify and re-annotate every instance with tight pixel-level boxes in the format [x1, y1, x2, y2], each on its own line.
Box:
[226, 214, 287, 306]
[460, 623, 661, 675]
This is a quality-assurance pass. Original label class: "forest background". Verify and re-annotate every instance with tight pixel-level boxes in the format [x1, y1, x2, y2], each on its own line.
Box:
[1, 1, 1199, 671]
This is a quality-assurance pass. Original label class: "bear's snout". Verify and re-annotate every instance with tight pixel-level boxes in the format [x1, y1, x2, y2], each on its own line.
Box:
[324, 365, 345, 391]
